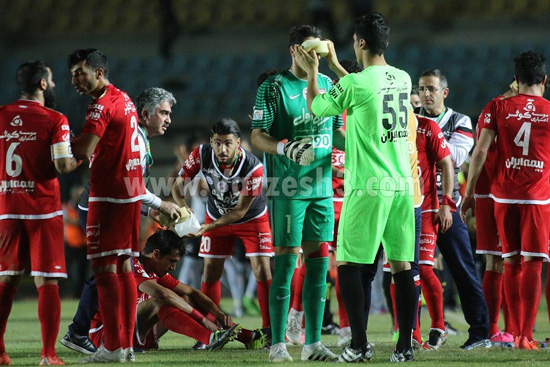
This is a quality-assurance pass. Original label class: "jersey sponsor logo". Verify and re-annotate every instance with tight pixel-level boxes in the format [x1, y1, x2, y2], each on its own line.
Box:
[381, 129, 408, 143]
[62, 133, 70, 142]
[484, 113, 491, 125]
[125, 157, 141, 171]
[506, 99, 549, 123]
[10, 115, 22, 127]
[247, 176, 262, 192]
[253, 109, 264, 120]
[258, 232, 272, 249]
[505, 156, 544, 172]
[206, 176, 214, 185]
[292, 108, 329, 127]
[62, 125, 70, 131]
[297, 133, 331, 149]
[0, 130, 37, 142]
[290, 94, 301, 100]
[0, 179, 35, 193]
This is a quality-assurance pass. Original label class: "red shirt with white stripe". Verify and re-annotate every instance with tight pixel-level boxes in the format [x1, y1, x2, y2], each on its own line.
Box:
[474, 96, 501, 196]
[416, 115, 451, 212]
[0, 100, 71, 219]
[483, 94, 550, 203]
[82, 85, 144, 203]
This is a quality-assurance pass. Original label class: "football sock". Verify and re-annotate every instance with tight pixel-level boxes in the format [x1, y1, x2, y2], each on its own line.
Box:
[520, 260, 542, 340]
[359, 263, 376, 325]
[503, 262, 522, 337]
[383, 271, 395, 328]
[303, 257, 328, 345]
[291, 263, 305, 312]
[419, 264, 445, 330]
[482, 270, 503, 337]
[334, 275, 349, 328]
[269, 253, 297, 344]
[256, 279, 271, 328]
[546, 267, 550, 326]
[413, 295, 422, 342]
[235, 328, 254, 344]
[338, 265, 367, 350]
[501, 280, 513, 335]
[95, 272, 122, 351]
[393, 269, 416, 352]
[118, 270, 137, 349]
[0, 283, 16, 354]
[201, 281, 221, 306]
[157, 306, 211, 344]
[38, 284, 60, 357]
[390, 283, 399, 332]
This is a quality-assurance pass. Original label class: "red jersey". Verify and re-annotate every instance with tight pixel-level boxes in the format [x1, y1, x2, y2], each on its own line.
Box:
[0, 100, 72, 219]
[416, 116, 451, 212]
[82, 85, 144, 202]
[474, 96, 501, 196]
[134, 260, 179, 304]
[483, 94, 550, 203]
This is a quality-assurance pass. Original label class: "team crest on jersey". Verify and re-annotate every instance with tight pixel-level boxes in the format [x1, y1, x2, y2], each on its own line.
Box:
[10, 115, 22, 127]
[303, 87, 325, 100]
[506, 99, 549, 123]
[484, 113, 491, 124]
[253, 109, 263, 120]
[216, 180, 229, 193]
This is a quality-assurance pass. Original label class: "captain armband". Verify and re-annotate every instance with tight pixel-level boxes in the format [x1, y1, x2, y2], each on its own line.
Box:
[51, 141, 73, 160]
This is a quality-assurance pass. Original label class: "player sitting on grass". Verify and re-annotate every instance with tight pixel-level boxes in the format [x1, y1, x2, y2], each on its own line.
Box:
[87, 230, 242, 353]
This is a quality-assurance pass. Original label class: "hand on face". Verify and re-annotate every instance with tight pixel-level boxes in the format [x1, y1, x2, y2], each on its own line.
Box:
[293, 45, 319, 75]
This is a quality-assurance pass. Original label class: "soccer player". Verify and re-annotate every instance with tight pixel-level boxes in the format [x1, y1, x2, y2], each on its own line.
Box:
[251, 25, 344, 363]
[416, 114, 455, 350]
[295, 12, 418, 362]
[462, 51, 550, 351]
[416, 69, 490, 349]
[0, 61, 80, 366]
[172, 118, 273, 347]
[69, 49, 146, 363]
[60, 87, 181, 355]
[89, 230, 242, 352]
[472, 82, 518, 346]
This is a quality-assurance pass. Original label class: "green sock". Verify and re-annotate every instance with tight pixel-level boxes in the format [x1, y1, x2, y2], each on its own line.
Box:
[303, 256, 329, 345]
[269, 253, 298, 344]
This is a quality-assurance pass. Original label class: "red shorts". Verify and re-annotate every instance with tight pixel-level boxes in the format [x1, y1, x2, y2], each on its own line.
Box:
[86, 201, 141, 259]
[134, 324, 159, 350]
[475, 197, 501, 255]
[199, 213, 273, 258]
[0, 216, 66, 277]
[494, 202, 550, 260]
[328, 200, 343, 252]
[419, 211, 439, 266]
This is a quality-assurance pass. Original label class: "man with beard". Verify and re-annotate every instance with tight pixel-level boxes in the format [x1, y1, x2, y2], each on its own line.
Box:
[0, 60, 80, 365]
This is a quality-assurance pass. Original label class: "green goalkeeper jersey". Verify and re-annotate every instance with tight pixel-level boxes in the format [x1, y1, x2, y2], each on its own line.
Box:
[252, 69, 343, 200]
[311, 65, 412, 192]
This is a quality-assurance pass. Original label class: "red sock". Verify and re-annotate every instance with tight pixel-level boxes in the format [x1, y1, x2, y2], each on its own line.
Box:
[419, 265, 445, 330]
[38, 284, 60, 357]
[96, 272, 122, 351]
[0, 283, 17, 354]
[118, 271, 137, 349]
[482, 270, 503, 337]
[501, 280, 512, 334]
[520, 260, 542, 340]
[157, 305, 211, 344]
[289, 267, 299, 310]
[546, 265, 550, 326]
[334, 275, 349, 328]
[291, 263, 305, 312]
[413, 296, 422, 342]
[236, 328, 254, 344]
[256, 279, 271, 328]
[201, 281, 221, 306]
[503, 262, 522, 337]
[390, 283, 398, 332]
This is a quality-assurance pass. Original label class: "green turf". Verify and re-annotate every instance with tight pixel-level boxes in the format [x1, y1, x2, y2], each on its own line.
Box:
[3, 298, 550, 365]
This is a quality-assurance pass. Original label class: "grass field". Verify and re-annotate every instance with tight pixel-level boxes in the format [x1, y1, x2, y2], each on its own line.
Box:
[4, 298, 550, 366]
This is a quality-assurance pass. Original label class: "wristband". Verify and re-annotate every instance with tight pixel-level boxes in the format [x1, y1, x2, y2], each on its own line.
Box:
[440, 195, 457, 212]
[276, 141, 285, 155]
[189, 309, 205, 323]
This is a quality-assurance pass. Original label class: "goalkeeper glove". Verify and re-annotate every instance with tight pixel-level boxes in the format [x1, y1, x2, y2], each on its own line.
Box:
[277, 138, 314, 166]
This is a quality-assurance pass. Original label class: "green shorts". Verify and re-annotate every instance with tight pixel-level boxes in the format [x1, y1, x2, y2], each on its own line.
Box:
[336, 189, 414, 264]
[270, 198, 334, 247]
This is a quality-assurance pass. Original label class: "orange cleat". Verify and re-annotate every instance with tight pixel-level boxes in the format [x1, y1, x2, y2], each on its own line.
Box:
[39, 356, 65, 365]
[0, 352, 10, 365]
[516, 336, 537, 351]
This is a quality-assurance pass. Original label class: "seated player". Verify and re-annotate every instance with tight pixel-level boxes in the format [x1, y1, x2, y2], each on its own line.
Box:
[89, 230, 242, 352]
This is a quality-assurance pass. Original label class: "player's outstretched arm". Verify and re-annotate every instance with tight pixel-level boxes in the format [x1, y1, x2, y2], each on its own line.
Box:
[171, 176, 191, 208]
[71, 133, 100, 160]
[324, 40, 348, 79]
[436, 155, 455, 233]
[461, 128, 496, 222]
[251, 129, 279, 155]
